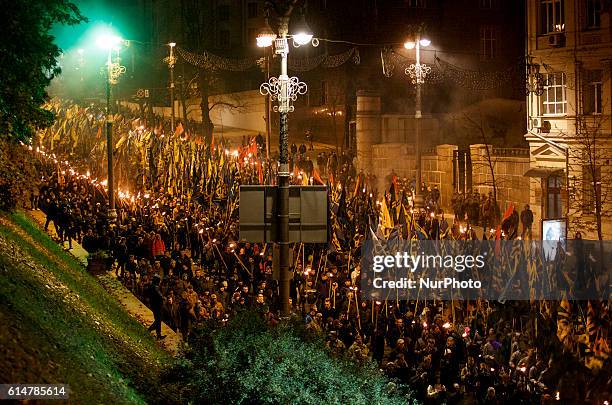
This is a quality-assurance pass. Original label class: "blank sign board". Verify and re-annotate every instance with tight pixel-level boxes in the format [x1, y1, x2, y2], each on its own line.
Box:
[239, 185, 328, 243]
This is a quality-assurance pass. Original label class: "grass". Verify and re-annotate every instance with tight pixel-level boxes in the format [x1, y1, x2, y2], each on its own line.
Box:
[0, 211, 175, 404]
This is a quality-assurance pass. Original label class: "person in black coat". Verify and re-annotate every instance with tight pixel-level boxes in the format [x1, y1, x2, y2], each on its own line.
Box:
[147, 275, 166, 339]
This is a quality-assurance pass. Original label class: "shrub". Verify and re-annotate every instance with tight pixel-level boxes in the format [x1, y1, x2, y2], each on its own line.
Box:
[163, 312, 418, 405]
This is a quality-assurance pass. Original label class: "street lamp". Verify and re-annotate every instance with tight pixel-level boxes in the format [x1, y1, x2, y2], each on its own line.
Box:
[257, 4, 310, 316]
[403, 32, 431, 210]
[165, 42, 177, 131]
[257, 19, 277, 48]
[291, 14, 313, 46]
[97, 32, 126, 222]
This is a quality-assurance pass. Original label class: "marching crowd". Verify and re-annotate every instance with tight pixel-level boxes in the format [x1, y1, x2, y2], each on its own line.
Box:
[31, 151, 608, 405]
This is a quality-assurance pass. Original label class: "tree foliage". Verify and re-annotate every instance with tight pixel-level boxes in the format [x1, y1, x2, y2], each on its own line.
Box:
[162, 312, 417, 405]
[0, 0, 85, 141]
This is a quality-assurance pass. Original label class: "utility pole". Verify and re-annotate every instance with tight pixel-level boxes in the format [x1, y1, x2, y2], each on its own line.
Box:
[276, 16, 291, 316]
[167, 42, 177, 131]
[105, 49, 115, 222]
[414, 33, 423, 209]
[97, 33, 126, 223]
[404, 31, 431, 209]
[258, 0, 310, 315]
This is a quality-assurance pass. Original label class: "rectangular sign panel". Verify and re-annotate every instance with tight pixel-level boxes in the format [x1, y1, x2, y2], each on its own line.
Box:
[239, 185, 327, 243]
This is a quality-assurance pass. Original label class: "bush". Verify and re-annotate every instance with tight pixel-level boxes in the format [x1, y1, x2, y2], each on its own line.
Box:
[163, 312, 418, 405]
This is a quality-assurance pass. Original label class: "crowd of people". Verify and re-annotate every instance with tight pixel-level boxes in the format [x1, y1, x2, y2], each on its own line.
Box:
[30, 147, 610, 404]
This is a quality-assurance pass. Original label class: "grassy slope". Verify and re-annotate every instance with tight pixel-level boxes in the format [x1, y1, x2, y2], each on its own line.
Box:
[0, 212, 174, 404]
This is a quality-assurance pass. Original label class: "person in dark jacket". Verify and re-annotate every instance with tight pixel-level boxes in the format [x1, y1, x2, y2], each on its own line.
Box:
[147, 275, 166, 339]
[520, 204, 534, 240]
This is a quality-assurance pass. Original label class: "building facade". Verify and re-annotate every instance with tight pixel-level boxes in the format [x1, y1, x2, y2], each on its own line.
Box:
[525, 0, 612, 239]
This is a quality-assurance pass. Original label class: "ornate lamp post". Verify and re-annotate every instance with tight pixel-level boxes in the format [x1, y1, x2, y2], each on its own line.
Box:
[257, 2, 313, 315]
[97, 34, 126, 222]
[165, 42, 177, 131]
[404, 33, 431, 209]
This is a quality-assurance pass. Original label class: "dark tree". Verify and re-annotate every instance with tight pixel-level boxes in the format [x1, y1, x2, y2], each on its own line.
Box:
[0, 0, 85, 141]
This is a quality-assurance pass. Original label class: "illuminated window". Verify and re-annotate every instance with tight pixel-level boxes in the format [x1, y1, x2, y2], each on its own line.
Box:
[542, 72, 567, 115]
[540, 0, 564, 34]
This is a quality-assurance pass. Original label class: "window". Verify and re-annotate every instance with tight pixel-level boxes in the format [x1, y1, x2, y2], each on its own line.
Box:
[587, 0, 601, 28]
[547, 175, 563, 218]
[218, 5, 230, 22]
[480, 25, 498, 60]
[542, 72, 567, 115]
[540, 0, 564, 34]
[583, 70, 602, 114]
[247, 2, 258, 18]
[218, 30, 230, 48]
[582, 165, 601, 212]
[406, 0, 426, 7]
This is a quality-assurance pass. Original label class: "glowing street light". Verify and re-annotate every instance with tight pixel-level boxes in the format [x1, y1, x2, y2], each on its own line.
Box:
[404, 30, 432, 210]
[257, 20, 277, 48]
[292, 14, 313, 46]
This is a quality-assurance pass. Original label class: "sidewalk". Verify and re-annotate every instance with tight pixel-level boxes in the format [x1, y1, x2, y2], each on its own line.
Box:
[28, 210, 182, 356]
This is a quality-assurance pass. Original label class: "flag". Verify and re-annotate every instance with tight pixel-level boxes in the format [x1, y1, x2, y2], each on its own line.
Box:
[389, 185, 399, 225]
[392, 174, 399, 196]
[380, 198, 393, 231]
[586, 301, 597, 345]
[413, 221, 429, 240]
[312, 168, 325, 185]
[502, 202, 514, 222]
[353, 173, 363, 198]
[398, 204, 409, 239]
[556, 298, 572, 348]
[174, 122, 184, 138]
[334, 186, 348, 224]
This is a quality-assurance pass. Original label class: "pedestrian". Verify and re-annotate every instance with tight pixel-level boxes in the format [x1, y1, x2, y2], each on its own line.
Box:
[520, 204, 533, 240]
[147, 274, 166, 340]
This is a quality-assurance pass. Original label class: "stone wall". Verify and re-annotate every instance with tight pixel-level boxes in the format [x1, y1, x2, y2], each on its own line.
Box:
[469, 145, 531, 213]
[370, 143, 530, 214]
